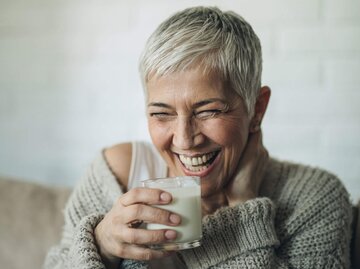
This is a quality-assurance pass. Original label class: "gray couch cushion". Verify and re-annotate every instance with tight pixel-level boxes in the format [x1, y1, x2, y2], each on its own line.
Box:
[0, 177, 71, 269]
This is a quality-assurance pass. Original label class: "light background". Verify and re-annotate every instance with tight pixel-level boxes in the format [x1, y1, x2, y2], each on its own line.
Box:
[1, 0, 359, 201]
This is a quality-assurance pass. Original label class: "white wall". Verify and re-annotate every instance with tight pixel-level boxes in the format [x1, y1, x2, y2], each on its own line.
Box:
[1, 0, 359, 201]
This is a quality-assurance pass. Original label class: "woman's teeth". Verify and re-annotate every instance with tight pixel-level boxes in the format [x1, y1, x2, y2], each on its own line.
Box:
[179, 152, 217, 172]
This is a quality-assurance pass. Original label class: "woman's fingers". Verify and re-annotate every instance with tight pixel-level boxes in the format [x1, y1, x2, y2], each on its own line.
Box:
[117, 187, 181, 227]
[94, 187, 181, 262]
[114, 224, 177, 245]
[119, 187, 172, 206]
[114, 242, 171, 261]
[119, 203, 181, 227]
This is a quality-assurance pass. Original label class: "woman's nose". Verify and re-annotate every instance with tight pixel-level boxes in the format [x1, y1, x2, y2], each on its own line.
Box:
[173, 116, 204, 150]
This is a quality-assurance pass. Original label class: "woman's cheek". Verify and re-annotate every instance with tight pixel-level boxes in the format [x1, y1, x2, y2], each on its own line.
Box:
[149, 121, 173, 149]
[148, 121, 164, 145]
[202, 118, 248, 145]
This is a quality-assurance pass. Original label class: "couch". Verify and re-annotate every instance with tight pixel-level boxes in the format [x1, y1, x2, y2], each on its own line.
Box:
[0, 177, 359, 269]
[0, 177, 71, 269]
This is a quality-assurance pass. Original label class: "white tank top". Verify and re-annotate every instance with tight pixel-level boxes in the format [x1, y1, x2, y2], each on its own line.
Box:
[128, 141, 167, 189]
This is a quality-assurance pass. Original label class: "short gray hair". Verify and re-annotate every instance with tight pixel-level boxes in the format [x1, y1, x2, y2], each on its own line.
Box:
[139, 6, 262, 116]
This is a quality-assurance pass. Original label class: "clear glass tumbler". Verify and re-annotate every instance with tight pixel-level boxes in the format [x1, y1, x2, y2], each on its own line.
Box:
[141, 176, 202, 251]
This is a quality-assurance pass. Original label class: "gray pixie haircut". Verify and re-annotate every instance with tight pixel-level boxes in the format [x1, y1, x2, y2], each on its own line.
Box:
[139, 6, 262, 116]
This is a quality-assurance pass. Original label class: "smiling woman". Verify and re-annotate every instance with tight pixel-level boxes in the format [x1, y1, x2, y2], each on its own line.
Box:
[44, 6, 352, 269]
[146, 69, 258, 201]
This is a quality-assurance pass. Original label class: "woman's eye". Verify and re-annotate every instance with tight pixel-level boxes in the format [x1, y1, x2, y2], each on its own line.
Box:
[149, 112, 174, 120]
[195, 110, 221, 119]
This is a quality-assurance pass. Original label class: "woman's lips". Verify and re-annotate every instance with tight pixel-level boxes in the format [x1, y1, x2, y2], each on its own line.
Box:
[177, 151, 221, 177]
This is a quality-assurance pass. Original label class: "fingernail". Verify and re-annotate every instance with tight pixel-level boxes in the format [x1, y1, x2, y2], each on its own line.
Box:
[165, 230, 177, 240]
[160, 192, 171, 202]
[169, 214, 181, 224]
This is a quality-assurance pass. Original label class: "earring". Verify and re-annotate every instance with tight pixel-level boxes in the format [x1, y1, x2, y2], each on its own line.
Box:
[252, 123, 260, 132]
[251, 119, 261, 132]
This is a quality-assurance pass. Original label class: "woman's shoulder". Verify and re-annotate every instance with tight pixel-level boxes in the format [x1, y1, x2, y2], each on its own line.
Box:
[276, 159, 348, 197]
[268, 158, 351, 218]
[103, 142, 133, 190]
[268, 159, 352, 252]
[102, 141, 161, 190]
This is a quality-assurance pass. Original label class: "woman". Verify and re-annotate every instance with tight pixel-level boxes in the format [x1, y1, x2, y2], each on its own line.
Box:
[45, 6, 352, 269]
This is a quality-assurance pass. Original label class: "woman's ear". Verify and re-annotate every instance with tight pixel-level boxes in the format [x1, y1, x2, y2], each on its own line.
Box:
[249, 86, 271, 133]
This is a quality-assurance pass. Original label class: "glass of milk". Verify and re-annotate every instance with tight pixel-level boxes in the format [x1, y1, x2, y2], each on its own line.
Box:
[141, 176, 202, 251]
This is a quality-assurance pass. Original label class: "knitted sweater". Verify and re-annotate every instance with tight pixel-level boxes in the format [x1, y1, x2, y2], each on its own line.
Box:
[44, 152, 352, 268]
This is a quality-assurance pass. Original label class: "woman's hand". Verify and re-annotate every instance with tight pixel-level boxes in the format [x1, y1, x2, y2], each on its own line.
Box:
[94, 188, 181, 267]
[225, 130, 269, 206]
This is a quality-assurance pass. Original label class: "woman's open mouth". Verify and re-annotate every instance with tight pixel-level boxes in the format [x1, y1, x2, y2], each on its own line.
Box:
[177, 150, 220, 175]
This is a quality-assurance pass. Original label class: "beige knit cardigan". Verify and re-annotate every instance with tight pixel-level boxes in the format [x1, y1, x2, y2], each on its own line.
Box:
[44, 154, 352, 268]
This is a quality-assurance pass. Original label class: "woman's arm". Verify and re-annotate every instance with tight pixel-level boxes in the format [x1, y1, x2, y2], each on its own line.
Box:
[43, 153, 117, 268]
[43, 144, 132, 268]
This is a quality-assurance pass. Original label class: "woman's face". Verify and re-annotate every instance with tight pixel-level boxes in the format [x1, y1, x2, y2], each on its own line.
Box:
[146, 68, 251, 198]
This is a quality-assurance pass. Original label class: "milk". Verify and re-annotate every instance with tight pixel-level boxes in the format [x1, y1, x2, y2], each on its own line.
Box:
[142, 176, 202, 250]
[147, 186, 202, 243]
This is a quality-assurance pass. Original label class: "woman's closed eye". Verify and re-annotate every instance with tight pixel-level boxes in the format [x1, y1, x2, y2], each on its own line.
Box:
[149, 112, 175, 120]
[149, 108, 226, 121]
[195, 109, 222, 119]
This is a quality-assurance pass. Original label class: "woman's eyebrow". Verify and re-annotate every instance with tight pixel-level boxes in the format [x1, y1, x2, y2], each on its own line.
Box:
[147, 98, 227, 109]
[147, 102, 173, 109]
[193, 98, 227, 109]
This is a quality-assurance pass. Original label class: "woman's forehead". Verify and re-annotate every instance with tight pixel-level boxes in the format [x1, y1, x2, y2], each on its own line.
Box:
[146, 69, 243, 108]
[147, 69, 225, 95]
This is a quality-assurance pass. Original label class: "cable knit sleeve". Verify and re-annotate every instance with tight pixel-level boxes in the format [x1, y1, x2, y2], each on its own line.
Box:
[179, 164, 352, 269]
[43, 154, 123, 269]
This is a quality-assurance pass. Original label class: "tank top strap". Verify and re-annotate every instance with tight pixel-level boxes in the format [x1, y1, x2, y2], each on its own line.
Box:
[128, 141, 167, 189]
